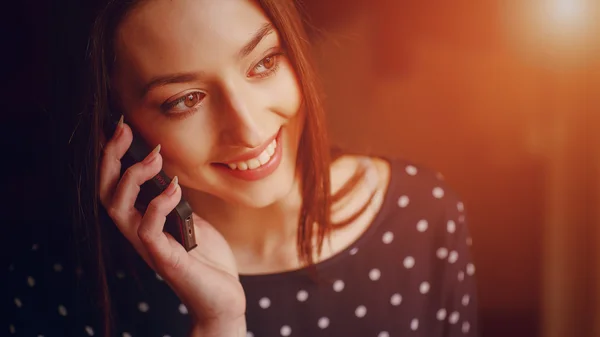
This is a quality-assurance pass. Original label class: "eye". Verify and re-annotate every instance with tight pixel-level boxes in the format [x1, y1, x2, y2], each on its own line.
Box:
[164, 91, 206, 114]
[181, 92, 204, 108]
[256, 56, 276, 72]
[249, 53, 283, 78]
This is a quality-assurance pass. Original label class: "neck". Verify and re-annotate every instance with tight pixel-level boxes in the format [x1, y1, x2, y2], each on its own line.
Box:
[182, 178, 303, 260]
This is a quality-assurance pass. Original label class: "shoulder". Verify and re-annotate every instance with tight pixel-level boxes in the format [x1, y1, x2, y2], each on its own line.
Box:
[4, 233, 104, 336]
[371, 155, 469, 238]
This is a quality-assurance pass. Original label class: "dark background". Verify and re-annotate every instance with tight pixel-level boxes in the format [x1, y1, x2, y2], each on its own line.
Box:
[4, 1, 599, 337]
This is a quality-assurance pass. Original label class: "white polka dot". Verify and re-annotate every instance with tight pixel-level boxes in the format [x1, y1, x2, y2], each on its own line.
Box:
[448, 251, 459, 264]
[436, 308, 447, 320]
[382, 231, 394, 244]
[458, 271, 465, 281]
[462, 294, 471, 306]
[32, 244, 39, 251]
[38, 335, 44, 337]
[138, 302, 149, 312]
[333, 280, 345, 292]
[85, 325, 94, 336]
[405, 165, 418, 176]
[296, 290, 309, 302]
[14, 298, 22, 308]
[317, 317, 329, 329]
[397, 195, 410, 208]
[163, 335, 171, 337]
[447, 220, 456, 233]
[403, 256, 415, 269]
[9, 324, 15, 334]
[349, 247, 358, 255]
[156, 273, 164, 281]
[436, 247, 449, 259]
[433, 187, 445, 199]
[457, 202, 465, 212]
[410, 318, 419, 331]
[355, 305, 367, 317]
[58, 305, 68, 316]
[259, 297, 271, 309]
[466, 263, 476, 276]
[459, 215, 466, 223]
[462, 321, 471, 333]
[122, 333, 132, 337]
[369, 268, 381, 281]
[419, 281, 430, 294]
[116, 271, 125, 279]
[53, 263, 63, 272]
[416, 219, 428, 232]
[280, 325, 291, 336]
[449, 311, 460, 324]
[246, 332, 254, 337]
[390, 293, 402, 306]
[466, 237, 473, 246]
[378, 332, 390, 337]
[27, 276, 35, 287]
[178, 303, 188, 314]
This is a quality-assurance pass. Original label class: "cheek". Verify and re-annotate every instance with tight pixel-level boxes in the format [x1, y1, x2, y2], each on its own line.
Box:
[159, 129, 214, 176]
[269, 62, 302, 118]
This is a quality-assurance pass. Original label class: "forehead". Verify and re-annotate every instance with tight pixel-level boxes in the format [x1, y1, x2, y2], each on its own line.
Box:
[114, 0, 272, 80]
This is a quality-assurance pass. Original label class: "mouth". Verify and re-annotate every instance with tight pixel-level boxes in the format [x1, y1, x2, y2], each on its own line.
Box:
[212, 127, 284, 181]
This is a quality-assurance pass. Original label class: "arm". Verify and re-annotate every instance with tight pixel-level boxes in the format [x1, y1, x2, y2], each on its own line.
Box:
[440, 200, 480, 337]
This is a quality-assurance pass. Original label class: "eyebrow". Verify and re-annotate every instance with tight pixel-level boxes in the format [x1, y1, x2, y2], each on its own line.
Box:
[238, 22, 274, 59]
[140, 23, 275, 98]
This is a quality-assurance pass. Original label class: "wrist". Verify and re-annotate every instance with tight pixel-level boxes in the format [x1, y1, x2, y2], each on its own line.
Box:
[189, 315, 247, 337]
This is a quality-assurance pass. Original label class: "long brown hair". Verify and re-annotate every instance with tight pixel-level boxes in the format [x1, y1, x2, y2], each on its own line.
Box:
[73, 0, 369, 335]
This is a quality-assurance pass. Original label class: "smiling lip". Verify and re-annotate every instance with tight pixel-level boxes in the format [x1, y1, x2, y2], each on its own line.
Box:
[212, 128, 284, 181]
[218, 128, 281, 164]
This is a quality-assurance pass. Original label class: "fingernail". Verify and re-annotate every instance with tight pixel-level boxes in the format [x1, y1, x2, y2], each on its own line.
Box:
[166, 176, 179, 196]
[113, 115, 124, 138]
[143, 144, 161, 164]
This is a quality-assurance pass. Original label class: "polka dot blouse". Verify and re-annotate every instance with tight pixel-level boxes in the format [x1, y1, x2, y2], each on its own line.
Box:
[4, 157, 479, 336]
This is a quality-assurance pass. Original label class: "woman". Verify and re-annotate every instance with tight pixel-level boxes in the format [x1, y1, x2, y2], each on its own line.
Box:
[6, 0, 479, 336]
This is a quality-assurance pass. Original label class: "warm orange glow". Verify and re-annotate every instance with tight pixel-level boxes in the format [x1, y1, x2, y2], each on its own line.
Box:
[502, 0, 599, 68]
[546, 0, 589, 31]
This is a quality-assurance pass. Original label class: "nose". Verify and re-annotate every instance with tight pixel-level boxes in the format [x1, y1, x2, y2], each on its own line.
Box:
[217, 82, 265, 148]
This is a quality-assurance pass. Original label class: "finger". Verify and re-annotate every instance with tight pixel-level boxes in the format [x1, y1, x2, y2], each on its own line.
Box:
[137, 177, 184, 268]
[109, 145, 163, 234]
[105, 153, 168, 273]
[98, 120, 134, 206]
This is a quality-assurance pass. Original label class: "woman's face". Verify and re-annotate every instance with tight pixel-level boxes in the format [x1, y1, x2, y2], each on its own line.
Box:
[112, 0, 304, 208]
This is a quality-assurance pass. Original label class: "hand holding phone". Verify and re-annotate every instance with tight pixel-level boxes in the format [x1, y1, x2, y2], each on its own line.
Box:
[104, 114, 197, 251]
[98, 116, 246, 331]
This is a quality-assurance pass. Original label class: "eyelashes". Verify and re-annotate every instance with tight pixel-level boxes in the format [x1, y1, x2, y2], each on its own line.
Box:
[161, 50, 286, 119]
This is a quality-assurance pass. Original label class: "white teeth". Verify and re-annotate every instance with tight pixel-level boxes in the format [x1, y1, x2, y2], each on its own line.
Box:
[258, 151, 270, 165]
[247, 159, 260, 170]
[227, 139, 278, 171]
[266, 142, 275, 156]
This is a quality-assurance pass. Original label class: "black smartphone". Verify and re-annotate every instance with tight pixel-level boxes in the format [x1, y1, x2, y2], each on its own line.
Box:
[105, 113, 198, 251]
